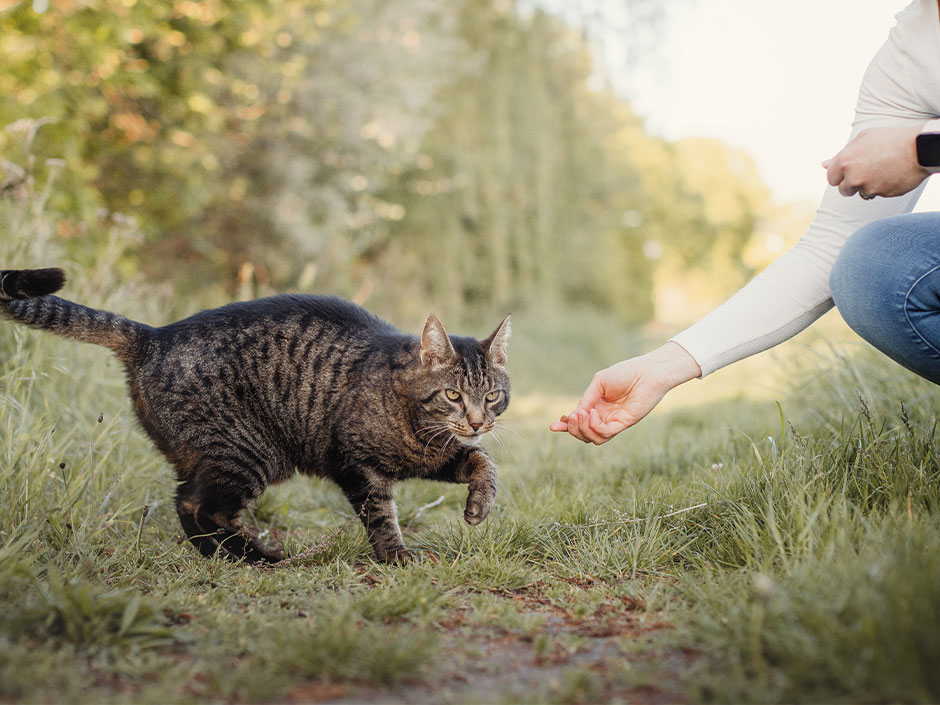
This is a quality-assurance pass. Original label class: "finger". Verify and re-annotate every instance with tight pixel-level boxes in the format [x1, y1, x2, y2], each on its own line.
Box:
[825, 157, 844, 187]
[821, 159, 831, 168]
[578, 409, 611, 445]
[592, 413, 629, 440]
[827, 158, 863, 197]
[567, 410, 594, 444]
[590, 408, 626, 443]
[549, 419, 569, 432]
[574, 376, 604, 413]
[561, 409, 583, 440]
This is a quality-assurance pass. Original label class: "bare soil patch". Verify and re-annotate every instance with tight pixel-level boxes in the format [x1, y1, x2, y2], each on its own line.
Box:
[284, 586, 700, 704]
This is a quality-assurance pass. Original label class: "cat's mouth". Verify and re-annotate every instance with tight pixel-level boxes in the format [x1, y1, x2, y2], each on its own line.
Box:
[455, 425, 491, 441]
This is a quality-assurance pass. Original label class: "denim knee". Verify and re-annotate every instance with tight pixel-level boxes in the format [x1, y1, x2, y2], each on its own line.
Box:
[829, 213, 940, 384]
[829, 220, 889, 336]
[829, 223, 880, 332]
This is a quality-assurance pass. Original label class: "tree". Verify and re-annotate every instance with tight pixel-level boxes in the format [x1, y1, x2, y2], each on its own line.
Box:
[1, 0, 774, 329]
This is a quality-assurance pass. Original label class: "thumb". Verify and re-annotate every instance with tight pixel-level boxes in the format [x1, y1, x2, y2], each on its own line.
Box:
[574, 375, 605, 413]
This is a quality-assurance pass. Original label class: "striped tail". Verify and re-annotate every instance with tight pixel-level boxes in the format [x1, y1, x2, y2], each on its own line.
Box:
[1, 268, 146, 358]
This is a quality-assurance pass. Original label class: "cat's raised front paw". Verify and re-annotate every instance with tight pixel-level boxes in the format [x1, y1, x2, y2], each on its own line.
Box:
[464, 493, 492, 526]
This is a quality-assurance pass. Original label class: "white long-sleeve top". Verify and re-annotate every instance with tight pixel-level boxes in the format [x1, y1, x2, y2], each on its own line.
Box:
[671, 0, 940, 377]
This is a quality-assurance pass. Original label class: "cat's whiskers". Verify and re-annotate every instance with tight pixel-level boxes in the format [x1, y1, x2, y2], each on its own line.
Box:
[415, 422, 450, 442]
[484, 422, 519, 457]
[415, 423, 453, 458]
[440, 427, 461, 456]
[493, 421, 522, 440]
[421, 432, 450, 458]
[486, 426, 511, 455]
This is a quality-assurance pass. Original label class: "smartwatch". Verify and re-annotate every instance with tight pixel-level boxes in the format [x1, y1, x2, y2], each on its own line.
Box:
[915, 131, 940, 173]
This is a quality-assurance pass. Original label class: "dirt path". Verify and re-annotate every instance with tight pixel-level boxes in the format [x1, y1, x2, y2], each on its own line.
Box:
[283, 589, 699, 704]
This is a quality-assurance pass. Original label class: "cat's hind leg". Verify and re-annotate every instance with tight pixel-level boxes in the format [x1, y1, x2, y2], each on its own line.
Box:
[175, 466, 284, 564]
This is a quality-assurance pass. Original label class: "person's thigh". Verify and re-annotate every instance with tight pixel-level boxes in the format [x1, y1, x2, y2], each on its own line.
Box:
[830, 212, 940, 385]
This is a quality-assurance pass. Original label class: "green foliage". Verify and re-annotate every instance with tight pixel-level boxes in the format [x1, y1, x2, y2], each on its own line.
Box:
[1, 0, 464, 290]
[654, 349, 940, 703]
[687, 521, 940, 704]
[0, 561, 173, 648]
[1, 0, 772, 326]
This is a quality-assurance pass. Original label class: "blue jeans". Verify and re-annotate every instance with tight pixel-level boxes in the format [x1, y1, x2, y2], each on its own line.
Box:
[830, 212, 940, 385]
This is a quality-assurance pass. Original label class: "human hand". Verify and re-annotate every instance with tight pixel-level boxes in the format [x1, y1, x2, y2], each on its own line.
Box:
[549, 342, 700, 445]
[822, 124, 929, 199]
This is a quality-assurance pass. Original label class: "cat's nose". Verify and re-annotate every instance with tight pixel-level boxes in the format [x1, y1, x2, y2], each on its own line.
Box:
[468, 421, 483, 431]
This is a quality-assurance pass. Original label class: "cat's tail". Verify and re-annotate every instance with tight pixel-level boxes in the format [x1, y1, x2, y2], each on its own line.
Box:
[1, 268, 147, 358]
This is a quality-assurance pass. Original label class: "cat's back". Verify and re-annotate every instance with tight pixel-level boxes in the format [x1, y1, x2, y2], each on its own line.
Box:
[134, 294, 404, 390]
[160, 294, 397, 341]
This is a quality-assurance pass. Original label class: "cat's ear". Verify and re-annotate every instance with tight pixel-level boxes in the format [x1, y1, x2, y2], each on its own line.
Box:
[482, 314, 511, 366]
[420, 314, 457, 368]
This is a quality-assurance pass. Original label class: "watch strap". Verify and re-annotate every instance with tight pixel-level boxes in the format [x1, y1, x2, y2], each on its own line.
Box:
[916, 121, 940, 173]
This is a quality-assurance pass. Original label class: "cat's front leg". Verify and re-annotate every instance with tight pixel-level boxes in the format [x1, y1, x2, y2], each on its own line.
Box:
[430, 448, 498, 526]
[462, 449, 498, 526]
[337, 471, 412, 564]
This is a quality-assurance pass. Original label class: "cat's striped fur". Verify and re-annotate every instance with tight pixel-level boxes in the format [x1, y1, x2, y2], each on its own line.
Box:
[1, 267, 511, 564]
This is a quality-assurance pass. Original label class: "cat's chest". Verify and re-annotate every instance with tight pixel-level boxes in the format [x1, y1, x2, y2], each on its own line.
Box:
[298, 412, 453, 477]
[323, 425, 460, 479]
[359, 434, 457, 477]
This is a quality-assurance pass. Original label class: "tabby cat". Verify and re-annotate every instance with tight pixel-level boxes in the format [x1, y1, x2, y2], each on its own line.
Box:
[0, 268, 511, 564]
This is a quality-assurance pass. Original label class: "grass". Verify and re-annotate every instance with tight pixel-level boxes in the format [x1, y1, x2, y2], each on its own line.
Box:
[3, 154, 940, 703]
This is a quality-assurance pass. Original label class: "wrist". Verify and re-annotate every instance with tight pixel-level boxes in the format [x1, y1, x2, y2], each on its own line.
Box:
[643, 341, 701, 389]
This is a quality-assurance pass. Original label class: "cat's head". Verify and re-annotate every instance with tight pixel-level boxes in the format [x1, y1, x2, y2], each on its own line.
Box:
[410, 314, 511, 444]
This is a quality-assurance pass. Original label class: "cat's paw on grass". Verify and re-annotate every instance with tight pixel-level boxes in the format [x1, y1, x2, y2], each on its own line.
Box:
[377, 547, 416, 564]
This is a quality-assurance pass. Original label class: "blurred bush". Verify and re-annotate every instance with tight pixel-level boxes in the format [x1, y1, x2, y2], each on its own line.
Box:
[1, 0, 778, 328]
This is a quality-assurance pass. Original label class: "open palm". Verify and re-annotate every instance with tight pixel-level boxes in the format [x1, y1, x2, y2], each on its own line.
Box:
[549, 343, 700, 445]
[550, 359, 668, 444]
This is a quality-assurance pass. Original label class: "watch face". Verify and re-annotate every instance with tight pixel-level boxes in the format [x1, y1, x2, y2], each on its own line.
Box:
[917, 133, 940, 168]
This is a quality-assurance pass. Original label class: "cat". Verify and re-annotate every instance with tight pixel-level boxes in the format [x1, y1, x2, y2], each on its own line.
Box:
[0, 268, 511, 564]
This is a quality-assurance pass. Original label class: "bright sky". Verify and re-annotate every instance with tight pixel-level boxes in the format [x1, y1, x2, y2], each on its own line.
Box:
[622, 0, 940, 209]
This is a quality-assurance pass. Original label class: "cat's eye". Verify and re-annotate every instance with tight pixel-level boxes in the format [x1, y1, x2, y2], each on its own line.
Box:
[485, 390, 501, 402]
[444, 389, 462, 402]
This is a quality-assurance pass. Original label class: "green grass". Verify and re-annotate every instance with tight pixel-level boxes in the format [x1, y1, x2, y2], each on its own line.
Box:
[3, 165, 940, 703]
[4, 312, 938, 703]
